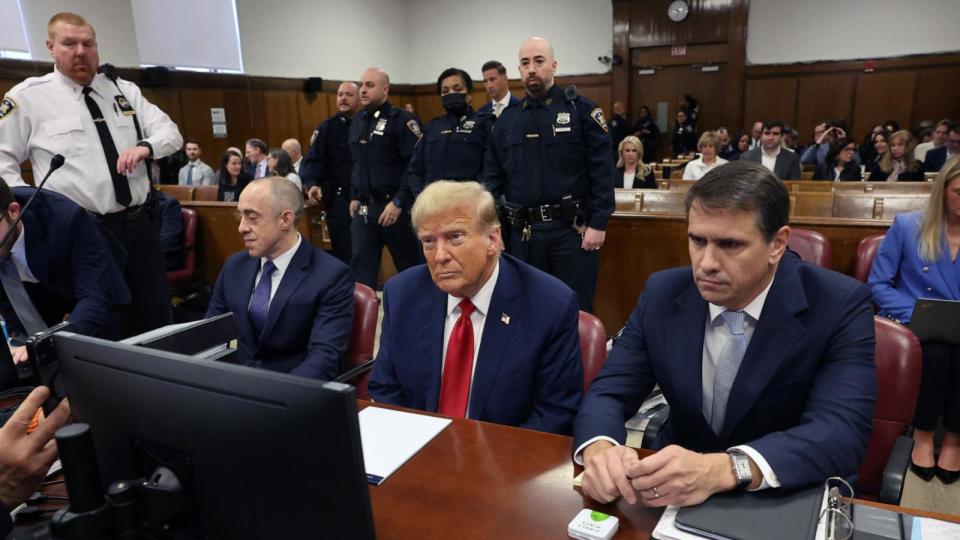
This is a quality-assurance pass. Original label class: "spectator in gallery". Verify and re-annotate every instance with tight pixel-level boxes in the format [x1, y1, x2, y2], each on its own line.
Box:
[632, 105, 660, 162]
[683, 131, 728, 181]
[268, 148, 303, 189]
[869, 130, 924, 182]
[217, 150, 252, 202]
[815, 136, 862, 181]
[616, 136, 655, 189]
[671, 109, 697, 158]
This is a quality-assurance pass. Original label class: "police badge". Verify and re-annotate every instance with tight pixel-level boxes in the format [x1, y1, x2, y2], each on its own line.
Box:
[114, 95, 135, 116]
[0, 97, 17, 121]
[462, 120, 476, 130]
[590, 108, 608, 133]
[375, 119, 388, 133]
[556, 112, 571, 125]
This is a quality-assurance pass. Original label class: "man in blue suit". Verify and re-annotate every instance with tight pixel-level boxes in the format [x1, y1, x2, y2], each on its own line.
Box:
[575, 161, 876, 508]
[369, 181, 583, 434]
[923, 122, 959, 173]
[0, 179, 130, 370]
[477, 60, 520, 119]
[207, 177, 354, 380]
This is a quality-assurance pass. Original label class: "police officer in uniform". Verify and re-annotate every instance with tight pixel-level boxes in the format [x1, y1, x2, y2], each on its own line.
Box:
[348, 68, 424, 289]
[301, 81, 360, 265]
[408, 68, 493, 198]
[485, 37, 614, 313]
[0, 12, 183, 336]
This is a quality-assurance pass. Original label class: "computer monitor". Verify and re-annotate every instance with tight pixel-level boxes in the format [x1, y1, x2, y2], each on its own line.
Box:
[54, 332, 375, 540]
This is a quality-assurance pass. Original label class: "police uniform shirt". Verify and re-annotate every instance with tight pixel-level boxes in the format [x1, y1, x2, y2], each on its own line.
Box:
[484, 84, 615, 231]
[408, 109, 493, 195]
[0, 67, 183, 214]
[348, 101, 421, 209]
[301, 112, 353, 194]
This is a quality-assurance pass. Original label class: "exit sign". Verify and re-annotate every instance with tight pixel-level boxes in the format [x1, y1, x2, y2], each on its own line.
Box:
[671, 45, 687, 56]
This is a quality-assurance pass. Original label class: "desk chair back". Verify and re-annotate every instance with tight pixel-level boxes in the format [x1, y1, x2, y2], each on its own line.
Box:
[854, 234, 886, 283]
[341, 283, 379, 399]
[788, 228, 832, 269]
[166, 208, 198, 286]
[858, 316, 922, 503]
[578, 311, 607, 392]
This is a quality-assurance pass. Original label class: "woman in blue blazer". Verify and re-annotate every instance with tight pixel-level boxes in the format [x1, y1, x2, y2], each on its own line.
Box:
[869, 155, 960, 484]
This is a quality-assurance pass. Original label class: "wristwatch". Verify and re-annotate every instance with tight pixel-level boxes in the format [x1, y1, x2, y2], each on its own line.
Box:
[728, 450, 753, 490]
[136, 141, 154, 157]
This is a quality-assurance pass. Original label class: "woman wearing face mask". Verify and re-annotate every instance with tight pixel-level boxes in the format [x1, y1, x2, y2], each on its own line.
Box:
[870, 130, 925, 181]
[407, 67, 494, 198]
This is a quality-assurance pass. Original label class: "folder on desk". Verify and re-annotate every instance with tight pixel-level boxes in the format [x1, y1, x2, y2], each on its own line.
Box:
[672, 484, 824, 540]
[908, 299, 960, 345]
[358, 407, 451, 485]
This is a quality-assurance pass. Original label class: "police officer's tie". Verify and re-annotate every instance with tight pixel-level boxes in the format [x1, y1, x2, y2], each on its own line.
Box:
[438, 298, 475, 418]
[0, 257, 47, 337]
[186, 164, 194, 186]
[248, 260, 277, 337]
[710, 310, 747, 434]
[82, 87, 132, 207]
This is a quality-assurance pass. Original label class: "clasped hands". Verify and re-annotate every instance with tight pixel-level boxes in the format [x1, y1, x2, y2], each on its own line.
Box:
[580, 441, 736, 508]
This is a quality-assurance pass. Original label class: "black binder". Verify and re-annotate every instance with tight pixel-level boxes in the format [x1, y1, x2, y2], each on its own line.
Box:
[673, 484, 823, 540]
[908, 298, 960, 345]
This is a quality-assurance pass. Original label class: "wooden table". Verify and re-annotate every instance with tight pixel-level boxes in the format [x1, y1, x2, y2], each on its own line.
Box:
[361, 402, 959, 539]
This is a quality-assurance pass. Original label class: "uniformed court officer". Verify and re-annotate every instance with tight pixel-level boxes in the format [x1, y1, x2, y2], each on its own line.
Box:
[0, 12, 183, 336]
[301, 81, 361, 265]
[407, 67, 493, 197]
[484, 37, 614, 313]
[348, 68, 424, 289]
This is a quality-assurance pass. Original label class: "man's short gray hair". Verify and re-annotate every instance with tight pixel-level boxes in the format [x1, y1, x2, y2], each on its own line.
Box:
[250, 177, 304, 225]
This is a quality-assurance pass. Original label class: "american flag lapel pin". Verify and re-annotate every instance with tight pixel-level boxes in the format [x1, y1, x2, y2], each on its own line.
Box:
[501, 313, 511, 325]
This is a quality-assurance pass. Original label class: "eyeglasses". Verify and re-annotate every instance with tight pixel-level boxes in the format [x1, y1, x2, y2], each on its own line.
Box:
[843, 146, 856, 152]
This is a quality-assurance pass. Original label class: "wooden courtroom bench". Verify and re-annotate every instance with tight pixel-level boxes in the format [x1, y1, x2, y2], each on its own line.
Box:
[832, 181, 932, 194]
[193, 185, 219, 201]
[156, 184, 195, 202]
[833, 192, 929, 220]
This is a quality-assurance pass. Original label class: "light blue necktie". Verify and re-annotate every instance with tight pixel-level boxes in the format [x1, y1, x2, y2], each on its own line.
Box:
[186, 164, 194, 186]
[710, 310, 748, 434]
[248, 260, 276, 337]
[0, 257, 47, 337]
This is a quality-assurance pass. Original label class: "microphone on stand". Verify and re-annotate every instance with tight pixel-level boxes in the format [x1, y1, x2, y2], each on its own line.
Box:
[0, 154, 65, 251]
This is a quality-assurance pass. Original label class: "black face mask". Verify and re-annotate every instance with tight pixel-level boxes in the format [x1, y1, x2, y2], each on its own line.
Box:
[441, 92, 469, 117]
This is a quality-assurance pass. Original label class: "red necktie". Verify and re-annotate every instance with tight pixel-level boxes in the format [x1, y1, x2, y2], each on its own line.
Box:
[438, 299, 476, 417]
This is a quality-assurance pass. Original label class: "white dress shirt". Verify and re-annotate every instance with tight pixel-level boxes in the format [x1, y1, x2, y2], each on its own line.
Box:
[285, 172, 303, 190]
[914, 141, 935, 162]
[250, 234, 302, 308]
[760, 147, 780, 173]
[491, 93, 512, 118]
[0, 67, 183, 214]
[440, 262, 500, 417]
[574, 276, 781, 491]
[10, 224, 38, 284]
[682, 156, 729, 180]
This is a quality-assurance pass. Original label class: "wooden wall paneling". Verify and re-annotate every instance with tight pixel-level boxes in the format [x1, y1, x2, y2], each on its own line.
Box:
[469, 88, 488, 111]
[576, 82, 612, 118]
[722, 0, 749, 131]
[140, 88, 184, 138]
[628, 0, 730, 48]
[178, 89, 227, 166]
[911, 66, 960, 127]
[297, 92, 330, 144]
[415, 92, 444, 125]
[222, 89, 256, 150]
[246, 90, 268, 146]
[262, 90, 302, 149]
[852, 71, 916, 142]
[631, 44, 728, 68]
[796, 74, 855, 147]
[742, 77, 798, 131]
[676, 66, 725, 132]
[612, 0, 631, 109]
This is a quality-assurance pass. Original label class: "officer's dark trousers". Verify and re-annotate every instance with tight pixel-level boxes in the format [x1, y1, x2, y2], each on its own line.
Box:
[510, 221, 598, 313]
[325, 194, 352, 265]
[350, 202, 424, 290]
[913, 342, 960, 432]
[97, 212, 173, 337]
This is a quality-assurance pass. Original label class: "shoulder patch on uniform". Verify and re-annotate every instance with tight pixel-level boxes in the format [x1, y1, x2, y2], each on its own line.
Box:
[0, 97, 16, 121]
[406, 119, 422, 139]
[590, 107, 608, 133]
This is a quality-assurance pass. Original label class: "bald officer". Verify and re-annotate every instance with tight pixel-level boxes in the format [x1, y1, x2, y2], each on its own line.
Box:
[0, 12, 183, 336]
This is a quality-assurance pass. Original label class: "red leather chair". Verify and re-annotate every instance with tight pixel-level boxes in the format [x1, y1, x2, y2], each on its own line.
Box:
[854, 234, 886, 283]
[788, 228, 832, 269]
[858, 316, 922, 503]
[166, 208, 197, 287]
[578, 311, 607, 392]
[335, 283, 379, 399]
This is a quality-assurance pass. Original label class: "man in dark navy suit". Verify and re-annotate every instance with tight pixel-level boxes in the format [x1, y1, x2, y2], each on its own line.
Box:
[574, 161, 876, 508]
[369, 181, 583, 434]
[206, 177, 354, 380]
[0, 178, 130, 368]
[924, 122, 960, 173]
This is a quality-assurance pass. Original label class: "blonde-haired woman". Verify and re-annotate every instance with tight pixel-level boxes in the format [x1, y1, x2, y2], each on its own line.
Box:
[869, 154, 960, 484]
[682, 131, 728, 180]
[616, 136, 655, 189]
[869, 129, 924, 181]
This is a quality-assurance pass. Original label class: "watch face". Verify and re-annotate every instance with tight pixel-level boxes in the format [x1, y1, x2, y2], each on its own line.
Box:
[668, 0, 689, 22]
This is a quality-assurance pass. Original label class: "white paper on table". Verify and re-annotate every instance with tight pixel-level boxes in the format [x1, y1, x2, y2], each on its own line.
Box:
[912, 515, 960, 540]
[358, 407, 451, 485]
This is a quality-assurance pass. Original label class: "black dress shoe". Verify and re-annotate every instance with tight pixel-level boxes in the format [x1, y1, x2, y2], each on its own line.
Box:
[910, 459, 937, 481]
[936, 465, 960, 485]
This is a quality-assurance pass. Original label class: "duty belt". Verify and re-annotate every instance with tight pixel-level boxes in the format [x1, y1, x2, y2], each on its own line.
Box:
[94, 203, 150, 224]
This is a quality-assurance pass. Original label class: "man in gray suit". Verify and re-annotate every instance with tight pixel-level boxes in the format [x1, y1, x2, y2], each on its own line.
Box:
[740, 120, 801, 180]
